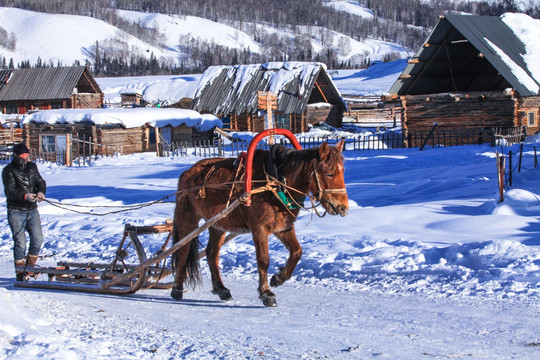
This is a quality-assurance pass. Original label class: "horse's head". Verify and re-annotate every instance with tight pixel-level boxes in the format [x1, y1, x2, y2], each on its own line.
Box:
[309, 140, 349, 217]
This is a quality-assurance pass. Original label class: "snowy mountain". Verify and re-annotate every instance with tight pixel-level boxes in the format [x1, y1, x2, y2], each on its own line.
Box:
[0, 5, 410, 72]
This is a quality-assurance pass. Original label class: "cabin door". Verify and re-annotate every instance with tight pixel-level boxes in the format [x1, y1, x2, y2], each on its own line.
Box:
[160, 127, 172, 145]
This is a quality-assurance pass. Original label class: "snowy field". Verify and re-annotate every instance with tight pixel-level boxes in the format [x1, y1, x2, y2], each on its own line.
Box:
[1, 134, 539, 359]
[2, 11, 540, 356]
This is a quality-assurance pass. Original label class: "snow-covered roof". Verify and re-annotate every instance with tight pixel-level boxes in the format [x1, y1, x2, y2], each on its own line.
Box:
[191, 62, 344, 115]
[390, 13, 540, 97]
[22, 108, 221, 132]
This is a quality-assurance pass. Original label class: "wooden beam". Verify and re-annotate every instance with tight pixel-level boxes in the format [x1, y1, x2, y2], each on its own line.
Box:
[405, 27, 459, 93]
[82, 69, 100, 94]
[315, 81, 328, 103]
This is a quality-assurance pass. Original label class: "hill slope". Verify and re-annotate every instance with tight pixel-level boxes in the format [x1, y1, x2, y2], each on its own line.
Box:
[0, 5, 410, 73]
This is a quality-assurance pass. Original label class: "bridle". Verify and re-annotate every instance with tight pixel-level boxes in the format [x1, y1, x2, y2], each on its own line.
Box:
[311, 170, 347, 202]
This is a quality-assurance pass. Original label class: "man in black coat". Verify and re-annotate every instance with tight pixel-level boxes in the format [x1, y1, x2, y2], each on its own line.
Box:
[2, 143, 46, 281]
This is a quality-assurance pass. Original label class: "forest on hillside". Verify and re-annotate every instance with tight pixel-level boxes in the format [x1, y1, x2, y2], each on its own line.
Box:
[0, 0, 538, 76]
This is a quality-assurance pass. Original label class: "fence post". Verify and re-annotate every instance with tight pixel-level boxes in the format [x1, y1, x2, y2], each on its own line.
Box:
[508, 151, 512, 187]
[518, 143, 523, 172]
[65, 133, 72, 166]
[420, 122, 438, 151]
[218, 139, 223, 157]
[155, 127, 161, 157]
[496, 151, 505, 203]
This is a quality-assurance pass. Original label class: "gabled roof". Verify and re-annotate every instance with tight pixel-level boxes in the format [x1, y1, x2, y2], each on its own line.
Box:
[0, 66, 102, 102]
[390, 14, 540, 97]
[191, 62, 345, 115]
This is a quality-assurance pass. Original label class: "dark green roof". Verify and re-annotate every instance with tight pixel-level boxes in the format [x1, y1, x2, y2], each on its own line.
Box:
[390, 15, 540, 96]
[0, 66, 102, 101]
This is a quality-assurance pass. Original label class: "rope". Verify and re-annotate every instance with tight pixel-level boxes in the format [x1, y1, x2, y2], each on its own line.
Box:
[40, 179, 268, 216]
[42, 193, 178, 216]
[40, 168, 340, 219]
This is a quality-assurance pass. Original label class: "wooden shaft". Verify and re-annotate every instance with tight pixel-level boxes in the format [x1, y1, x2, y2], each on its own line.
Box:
[99, 198, 242, 290]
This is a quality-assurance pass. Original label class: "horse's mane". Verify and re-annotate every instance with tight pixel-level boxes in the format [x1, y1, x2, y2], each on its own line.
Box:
[273, 144, 343, 176]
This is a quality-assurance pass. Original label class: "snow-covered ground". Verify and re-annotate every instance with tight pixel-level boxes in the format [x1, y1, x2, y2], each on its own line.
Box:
[2, 10, 540, 355]
[1, 134, 539, 358]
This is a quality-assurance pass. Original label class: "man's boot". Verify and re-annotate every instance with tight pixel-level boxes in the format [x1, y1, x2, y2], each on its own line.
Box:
[25, 254, 39, 278]
[14, 259, 26, 281]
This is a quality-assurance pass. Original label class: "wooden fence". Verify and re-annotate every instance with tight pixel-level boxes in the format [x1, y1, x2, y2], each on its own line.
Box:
[29, 136, 122, 166]
[406, 127, 496, 149]
[497, 143, 539, 202]
[1, 126, 528, 166]
[165, 126, 526, 158]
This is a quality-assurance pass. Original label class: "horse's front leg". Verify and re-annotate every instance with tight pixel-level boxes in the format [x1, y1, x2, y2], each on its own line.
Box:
[271, 226, 302, 287]
[252, 229, 277, 307]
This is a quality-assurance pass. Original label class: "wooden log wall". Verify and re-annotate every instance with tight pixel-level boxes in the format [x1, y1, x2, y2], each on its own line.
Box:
[401, 91, 517, 131]
[400, 91, 520, 147]
[305, 104, 343, 128]
[71, 93, 103, 109]
[96, 127, 144, 154]
[23, 123, 95, 152]
[0, 128, 23, 145]
[291, 113, 303, 133]
[170, 125, 192, 144]
[191, 129, 215, 143]
[516, 96, 540, 135]
[346, 107, 400, 126]
[305, 107, 331, 126]
[345, 100, 401, 126]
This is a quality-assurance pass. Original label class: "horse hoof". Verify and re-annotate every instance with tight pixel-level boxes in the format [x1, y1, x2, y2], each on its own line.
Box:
[270, 274, 284, 287]
[171, 286, 184, 301]
[216, 288, 233, 301]
[260, 292, 277, 307]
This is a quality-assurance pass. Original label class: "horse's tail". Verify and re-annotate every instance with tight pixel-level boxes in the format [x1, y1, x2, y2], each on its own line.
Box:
[171, 224, 201, 289]
[185, 235, 201, 288]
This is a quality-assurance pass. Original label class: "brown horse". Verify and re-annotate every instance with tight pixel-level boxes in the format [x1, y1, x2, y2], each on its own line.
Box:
[171, 140, 348, 307]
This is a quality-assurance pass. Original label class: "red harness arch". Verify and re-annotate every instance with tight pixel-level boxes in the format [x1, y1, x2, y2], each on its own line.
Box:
[243, 129, 302, 206]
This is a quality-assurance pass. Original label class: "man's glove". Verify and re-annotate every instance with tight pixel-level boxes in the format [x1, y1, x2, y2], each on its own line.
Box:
[25, 193, 37, 202]
[36, 192, 45, 203]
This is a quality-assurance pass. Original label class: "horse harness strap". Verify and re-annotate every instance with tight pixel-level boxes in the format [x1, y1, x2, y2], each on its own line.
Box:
[265, 144, 305, 210]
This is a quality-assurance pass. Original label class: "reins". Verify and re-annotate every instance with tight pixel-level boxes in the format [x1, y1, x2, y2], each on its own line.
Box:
[42, 157, 346, 218]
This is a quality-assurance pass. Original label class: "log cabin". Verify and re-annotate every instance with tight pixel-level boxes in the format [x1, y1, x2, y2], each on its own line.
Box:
[389, 14, 540, 141]
[191, 62, 346, 133]
[21, 108, 220, 156]
[0, 66, 103, 115]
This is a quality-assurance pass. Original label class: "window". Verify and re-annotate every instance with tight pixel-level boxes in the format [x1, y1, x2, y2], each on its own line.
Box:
[274, 114, 291, 130]
[40, 134, 67, 153]
[527, 111, 536, 127]
[50, 102, 63, 109]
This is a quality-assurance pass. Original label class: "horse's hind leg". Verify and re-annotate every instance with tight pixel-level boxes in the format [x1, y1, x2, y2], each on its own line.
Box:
[171, 241, 191, 300]
[271, 227, 302, 287]
[207, 227, 232, 301]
